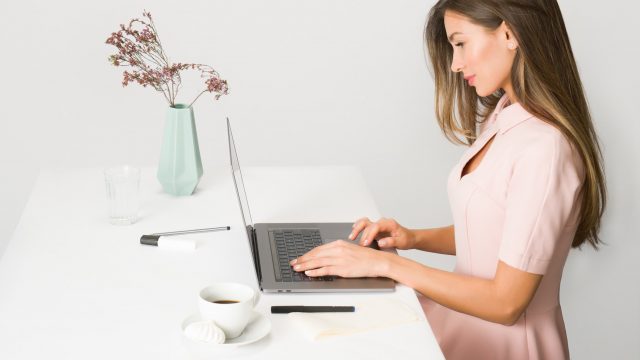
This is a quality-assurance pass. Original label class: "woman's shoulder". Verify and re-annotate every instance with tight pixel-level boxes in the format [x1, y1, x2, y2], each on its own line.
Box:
[504, 117, 585, 178]
[507, 117, 572, 154]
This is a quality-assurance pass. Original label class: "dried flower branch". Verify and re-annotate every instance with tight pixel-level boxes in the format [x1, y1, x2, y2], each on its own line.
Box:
[105, 11, 229, 107]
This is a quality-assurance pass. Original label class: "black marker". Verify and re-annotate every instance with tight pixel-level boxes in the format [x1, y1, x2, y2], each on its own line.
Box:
[271, 306, 355, 314]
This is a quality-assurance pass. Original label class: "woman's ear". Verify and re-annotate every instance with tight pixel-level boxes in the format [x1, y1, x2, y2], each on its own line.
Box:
[501, 21, 519, 50]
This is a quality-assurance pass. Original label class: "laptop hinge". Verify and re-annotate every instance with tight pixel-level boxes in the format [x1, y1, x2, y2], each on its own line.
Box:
[249, 226, 262, 283]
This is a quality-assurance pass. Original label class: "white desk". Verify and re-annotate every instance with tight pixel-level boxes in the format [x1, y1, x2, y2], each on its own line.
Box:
[0, 166, 444, 359]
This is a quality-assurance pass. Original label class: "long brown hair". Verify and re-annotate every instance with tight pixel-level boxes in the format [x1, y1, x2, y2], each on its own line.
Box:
[425, 0, 606, 249]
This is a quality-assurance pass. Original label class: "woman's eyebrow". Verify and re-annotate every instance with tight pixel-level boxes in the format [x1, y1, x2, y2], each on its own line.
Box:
[448, 31, 462, 42]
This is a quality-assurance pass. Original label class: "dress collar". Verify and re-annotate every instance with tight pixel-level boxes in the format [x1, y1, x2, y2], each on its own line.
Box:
[486, 93, 535, 135]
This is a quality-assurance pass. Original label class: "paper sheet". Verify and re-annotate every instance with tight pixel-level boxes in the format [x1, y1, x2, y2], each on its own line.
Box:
[288, 298, 421, 340]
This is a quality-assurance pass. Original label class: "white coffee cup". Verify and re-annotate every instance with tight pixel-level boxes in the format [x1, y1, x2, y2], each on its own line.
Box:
[198, 283, 260, 339]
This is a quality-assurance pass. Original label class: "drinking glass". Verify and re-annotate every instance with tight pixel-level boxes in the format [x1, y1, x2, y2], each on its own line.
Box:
[104, 166, 140, 225]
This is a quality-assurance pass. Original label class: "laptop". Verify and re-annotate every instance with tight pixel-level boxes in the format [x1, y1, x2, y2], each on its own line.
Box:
[227, 118, 395, 293]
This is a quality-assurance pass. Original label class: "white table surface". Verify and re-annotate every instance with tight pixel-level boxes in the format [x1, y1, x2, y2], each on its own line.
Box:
[0, 166, 444, 359]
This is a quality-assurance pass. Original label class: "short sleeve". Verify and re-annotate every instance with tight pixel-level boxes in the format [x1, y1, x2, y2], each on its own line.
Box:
[498, 133, 584, 274]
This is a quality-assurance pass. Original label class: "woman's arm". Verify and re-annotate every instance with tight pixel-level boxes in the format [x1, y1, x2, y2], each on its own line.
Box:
[293, 240, 542, 326]
[412, 225, 456, 255]
[384, 254, 542, 325]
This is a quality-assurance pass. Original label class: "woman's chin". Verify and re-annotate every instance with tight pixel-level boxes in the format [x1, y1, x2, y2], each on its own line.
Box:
[474, 86, 496, 98]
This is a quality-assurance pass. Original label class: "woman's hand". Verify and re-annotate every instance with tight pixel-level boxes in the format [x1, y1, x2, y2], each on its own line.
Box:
[290, 240, 391, 278]
[349, 217, 417, 250]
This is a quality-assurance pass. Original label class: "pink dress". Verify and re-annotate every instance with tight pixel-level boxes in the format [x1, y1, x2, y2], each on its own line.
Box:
[420, 94, 585, 359]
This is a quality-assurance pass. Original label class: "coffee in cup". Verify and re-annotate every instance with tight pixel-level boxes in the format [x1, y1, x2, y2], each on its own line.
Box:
[212, 300, 239, 304]
[198, 283, 260, 339]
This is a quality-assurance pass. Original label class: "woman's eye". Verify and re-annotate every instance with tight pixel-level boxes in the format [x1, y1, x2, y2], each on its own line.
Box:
[455, 42, 464, 48]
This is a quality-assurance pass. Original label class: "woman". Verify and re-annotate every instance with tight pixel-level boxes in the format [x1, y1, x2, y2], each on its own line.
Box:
[291, 0, 606, 359]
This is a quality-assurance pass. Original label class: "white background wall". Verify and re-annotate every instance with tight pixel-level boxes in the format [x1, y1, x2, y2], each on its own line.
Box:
[0, 0, 637, 358]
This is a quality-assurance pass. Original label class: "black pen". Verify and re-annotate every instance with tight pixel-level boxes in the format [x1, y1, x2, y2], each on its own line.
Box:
[271, 306, 355, 314]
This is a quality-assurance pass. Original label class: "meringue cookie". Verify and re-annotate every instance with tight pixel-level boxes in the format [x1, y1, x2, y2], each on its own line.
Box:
[184, 320, 226, 344]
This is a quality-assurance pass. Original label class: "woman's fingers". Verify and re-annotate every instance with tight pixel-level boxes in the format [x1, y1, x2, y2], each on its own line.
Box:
[294, 241, 355, 276]
[361, 223, 381, 246]
[290, 240, 342, 265]
[291, 243, 347, 274]
[376, 236, 394, 248]
[304, 266, 337, 277]
[290, 240, 387, 278]
[377, 217, 397, 230]
[354, 217, 371, 227]
[360, 217, 396, 246]
[292, 256, 335, 272]
[349, 217, 370, 241]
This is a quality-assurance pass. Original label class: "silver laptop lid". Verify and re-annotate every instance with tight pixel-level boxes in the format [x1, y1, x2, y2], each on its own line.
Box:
[227, 118, 255, 231]
[227, 118, 263, 284]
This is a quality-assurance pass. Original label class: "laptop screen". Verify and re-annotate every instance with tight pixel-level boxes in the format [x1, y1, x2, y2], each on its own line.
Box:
[227, 118, 255, 234]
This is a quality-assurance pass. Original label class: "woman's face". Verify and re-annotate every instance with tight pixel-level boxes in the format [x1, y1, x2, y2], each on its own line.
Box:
[444, 10, 518, 98]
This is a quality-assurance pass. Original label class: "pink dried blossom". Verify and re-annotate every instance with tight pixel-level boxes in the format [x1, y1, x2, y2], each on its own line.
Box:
[105, 10, 229, 107]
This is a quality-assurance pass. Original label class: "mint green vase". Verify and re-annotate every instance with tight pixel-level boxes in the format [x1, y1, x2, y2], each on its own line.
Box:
[157, 104, 203, 196]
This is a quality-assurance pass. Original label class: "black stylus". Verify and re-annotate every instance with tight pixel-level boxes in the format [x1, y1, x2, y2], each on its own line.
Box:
[271, 306, 355, 314]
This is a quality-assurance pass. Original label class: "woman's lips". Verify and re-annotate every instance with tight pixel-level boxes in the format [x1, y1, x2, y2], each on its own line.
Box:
[465, 75, 476, 86]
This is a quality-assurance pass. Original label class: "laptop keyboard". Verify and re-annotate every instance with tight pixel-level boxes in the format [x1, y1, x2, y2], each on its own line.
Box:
[272, 229, 334, 282]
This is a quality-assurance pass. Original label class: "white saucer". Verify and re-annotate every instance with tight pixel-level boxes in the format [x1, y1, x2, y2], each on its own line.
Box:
[181, 311, 271, 349]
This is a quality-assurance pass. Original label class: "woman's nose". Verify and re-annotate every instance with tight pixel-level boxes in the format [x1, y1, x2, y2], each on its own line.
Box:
[450, 54, 464, 73]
